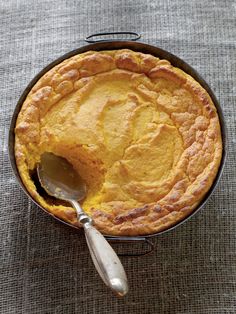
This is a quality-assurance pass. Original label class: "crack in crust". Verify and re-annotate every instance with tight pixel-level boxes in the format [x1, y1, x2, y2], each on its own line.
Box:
[15, 49, 222, 236]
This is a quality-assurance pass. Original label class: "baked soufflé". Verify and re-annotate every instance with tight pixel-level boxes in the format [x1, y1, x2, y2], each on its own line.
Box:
[15, 50, 222, 235]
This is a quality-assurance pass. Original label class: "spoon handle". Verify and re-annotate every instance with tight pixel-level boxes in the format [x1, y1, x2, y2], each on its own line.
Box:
[70, 200, 128, 297]
[84, 223, 129, 296]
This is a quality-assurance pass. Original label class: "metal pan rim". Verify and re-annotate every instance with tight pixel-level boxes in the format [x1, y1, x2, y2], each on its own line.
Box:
[8, 40, 227, 241]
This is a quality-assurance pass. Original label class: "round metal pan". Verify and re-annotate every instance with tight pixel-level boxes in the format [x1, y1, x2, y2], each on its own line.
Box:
[8, 33, 227, 252]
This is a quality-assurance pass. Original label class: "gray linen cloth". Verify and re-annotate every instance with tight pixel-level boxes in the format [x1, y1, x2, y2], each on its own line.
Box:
[0, 0, 235, 313]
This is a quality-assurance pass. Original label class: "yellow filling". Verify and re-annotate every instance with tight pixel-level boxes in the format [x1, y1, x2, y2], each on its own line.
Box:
[23, 70, 183, 215]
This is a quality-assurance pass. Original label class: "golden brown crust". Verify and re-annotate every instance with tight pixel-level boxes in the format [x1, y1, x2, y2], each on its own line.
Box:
[15, 49, 222, 235]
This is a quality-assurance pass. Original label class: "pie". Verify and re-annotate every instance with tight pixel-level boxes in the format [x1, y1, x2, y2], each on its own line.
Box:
[14, 49, 222, 235]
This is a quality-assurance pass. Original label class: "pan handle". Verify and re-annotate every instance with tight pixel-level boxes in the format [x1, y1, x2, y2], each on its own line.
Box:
[85, 31, 141, 43]
[105, 236, 155, 257]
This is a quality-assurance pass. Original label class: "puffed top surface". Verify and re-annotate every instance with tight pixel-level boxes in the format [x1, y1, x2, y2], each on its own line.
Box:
[14, 49, 222, 235]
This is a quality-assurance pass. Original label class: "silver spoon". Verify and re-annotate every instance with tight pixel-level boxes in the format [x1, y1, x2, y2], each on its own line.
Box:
[37, 152, 128, 297]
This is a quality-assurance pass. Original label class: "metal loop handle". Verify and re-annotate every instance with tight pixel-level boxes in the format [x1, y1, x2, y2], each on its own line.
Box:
[85, 31, 141, 43]
[106, 237, 155, 257]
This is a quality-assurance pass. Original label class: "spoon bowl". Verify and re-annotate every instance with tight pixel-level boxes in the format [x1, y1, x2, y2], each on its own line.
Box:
[37, 152, 86, 201]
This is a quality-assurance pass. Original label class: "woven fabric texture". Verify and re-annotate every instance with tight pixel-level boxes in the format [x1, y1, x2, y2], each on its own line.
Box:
[1, 0, 236, 313]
